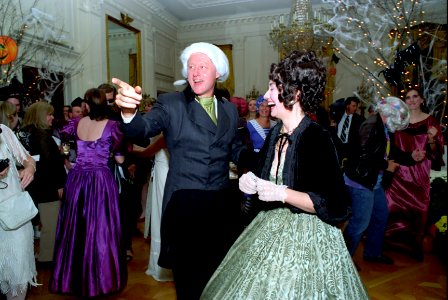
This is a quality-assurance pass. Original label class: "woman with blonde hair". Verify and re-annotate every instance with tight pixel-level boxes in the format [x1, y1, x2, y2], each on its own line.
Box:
[1, 102, 37, 300]
[245, 98, 257, 120]
[0, 101, 19, 130]
[20, 101, 67, 264]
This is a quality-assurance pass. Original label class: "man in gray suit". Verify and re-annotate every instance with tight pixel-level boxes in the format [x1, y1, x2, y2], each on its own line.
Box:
[113, 42, 246, 300]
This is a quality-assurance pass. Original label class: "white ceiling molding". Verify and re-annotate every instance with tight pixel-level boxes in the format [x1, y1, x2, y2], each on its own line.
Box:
[179, 15, 275, 32]
[139, 0, 180, 30]
[177, 0, 261, 9]
[153, 0, 292, 22]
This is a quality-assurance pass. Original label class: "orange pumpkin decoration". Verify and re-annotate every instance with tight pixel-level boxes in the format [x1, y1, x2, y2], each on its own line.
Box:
[328, 66, 337, 76]
[0, 36, 18, 65]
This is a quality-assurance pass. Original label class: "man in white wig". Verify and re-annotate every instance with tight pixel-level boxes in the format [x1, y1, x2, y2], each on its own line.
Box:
[113, 42, 246, 299]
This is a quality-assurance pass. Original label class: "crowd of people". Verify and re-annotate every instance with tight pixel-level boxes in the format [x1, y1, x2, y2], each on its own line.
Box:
[0, 41, 445, 300]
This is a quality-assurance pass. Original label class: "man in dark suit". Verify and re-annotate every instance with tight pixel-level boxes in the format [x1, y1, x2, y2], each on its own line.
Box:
[331, 96, 365, 168]
[113, 42, 246, 300]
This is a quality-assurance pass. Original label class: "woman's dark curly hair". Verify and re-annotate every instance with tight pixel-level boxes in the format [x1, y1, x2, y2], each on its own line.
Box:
[84, 88, 108, 121]
[269, 50, 326, 113]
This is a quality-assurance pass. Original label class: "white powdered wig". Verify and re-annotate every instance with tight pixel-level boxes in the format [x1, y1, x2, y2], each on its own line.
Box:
[179, 42, 229, 83]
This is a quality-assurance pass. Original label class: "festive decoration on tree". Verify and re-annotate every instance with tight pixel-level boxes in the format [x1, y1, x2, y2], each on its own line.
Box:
[355, 76, 375, 108]
[0, 36, 18, 65]
[315, 0, 447, 126]
[0, 0, 83, 107]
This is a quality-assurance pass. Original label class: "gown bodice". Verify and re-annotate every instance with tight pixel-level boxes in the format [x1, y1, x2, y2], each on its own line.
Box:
[61, 118, 123, 170]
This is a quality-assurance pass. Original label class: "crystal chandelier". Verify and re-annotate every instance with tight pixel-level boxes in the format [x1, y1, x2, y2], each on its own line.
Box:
[269, 0, 326, 55]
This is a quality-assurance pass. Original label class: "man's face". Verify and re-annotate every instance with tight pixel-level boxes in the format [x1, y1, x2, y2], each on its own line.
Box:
[81, 102, 88, 116]
[105, 91, 115, 106]
[63, 106, 71, 119]
[6, 97, 20, 114]
[346, 101, 358, 115]
[71, 106, 83, 118]
[187, 53, 219, 97]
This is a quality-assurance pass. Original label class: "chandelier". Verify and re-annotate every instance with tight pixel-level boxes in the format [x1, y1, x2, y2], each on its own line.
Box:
[269, 0, 331, 55]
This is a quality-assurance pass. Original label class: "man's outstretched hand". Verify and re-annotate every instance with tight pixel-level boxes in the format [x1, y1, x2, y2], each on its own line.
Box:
[112, 77, 143, 117]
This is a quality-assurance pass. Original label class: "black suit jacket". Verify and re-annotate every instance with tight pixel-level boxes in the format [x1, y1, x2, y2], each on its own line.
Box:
[345, 113, 416, 190]
[121, 86, 245, 212]
[331, 112, 365, 165]
[24, 126, 67, 203]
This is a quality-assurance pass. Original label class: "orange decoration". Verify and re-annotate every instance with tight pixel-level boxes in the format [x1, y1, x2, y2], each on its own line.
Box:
[329, 67, 337, 76]
[0, 36, 18, 65]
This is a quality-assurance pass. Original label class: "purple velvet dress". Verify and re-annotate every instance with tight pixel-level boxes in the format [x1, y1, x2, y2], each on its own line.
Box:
[385, 115, 445, 254]
[51, 118, 127, 297]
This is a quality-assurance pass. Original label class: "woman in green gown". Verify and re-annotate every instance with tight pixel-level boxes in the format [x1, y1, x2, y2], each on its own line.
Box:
[201, 50, 369, 299]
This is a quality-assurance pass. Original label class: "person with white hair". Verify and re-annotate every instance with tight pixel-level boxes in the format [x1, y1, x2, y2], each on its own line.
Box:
[343, 96, 425, 268]
[113, 42, 246, 300]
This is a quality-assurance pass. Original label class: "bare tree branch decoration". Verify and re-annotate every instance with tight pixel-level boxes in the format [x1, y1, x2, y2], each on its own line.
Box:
[1, 0, 83, 106]
[316, 0, 447, 125]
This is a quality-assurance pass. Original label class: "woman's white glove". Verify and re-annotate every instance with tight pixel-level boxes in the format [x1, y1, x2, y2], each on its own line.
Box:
[256, 178, 287, 203]
[239, 171, 258, 194]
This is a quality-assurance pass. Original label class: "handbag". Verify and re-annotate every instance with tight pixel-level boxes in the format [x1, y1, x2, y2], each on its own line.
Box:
[0, 191, 38, 230]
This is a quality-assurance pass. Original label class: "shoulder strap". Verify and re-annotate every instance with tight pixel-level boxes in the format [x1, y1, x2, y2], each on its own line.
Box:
[249, 119, 267, 140]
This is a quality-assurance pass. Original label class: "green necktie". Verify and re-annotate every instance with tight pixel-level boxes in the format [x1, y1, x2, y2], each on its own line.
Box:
[197, 96, 217, 125]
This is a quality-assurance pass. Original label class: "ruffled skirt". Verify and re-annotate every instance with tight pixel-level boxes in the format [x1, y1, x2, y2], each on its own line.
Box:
[201, 208, 368, 299]
[0, 222, 37, 297]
